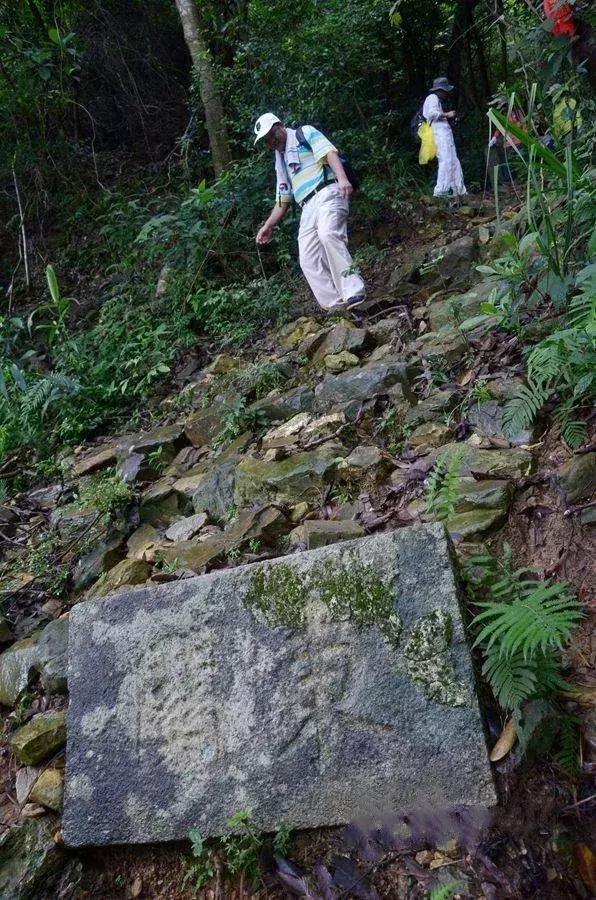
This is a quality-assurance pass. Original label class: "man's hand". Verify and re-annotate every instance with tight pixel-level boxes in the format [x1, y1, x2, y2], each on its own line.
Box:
[337, 178, 353, 200]
[445, 110, 457, 119]
[256, 224, 273, 244]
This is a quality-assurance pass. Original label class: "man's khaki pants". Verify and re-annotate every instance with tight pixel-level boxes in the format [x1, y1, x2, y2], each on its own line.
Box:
[298, 184, 365, 311]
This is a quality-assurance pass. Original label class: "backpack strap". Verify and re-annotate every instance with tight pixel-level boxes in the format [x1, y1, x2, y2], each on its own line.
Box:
[295, 125, 334, 187]
[295, 125, 312, 151]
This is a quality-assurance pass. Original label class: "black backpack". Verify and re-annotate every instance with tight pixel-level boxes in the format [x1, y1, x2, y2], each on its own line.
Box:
[410, 105, 425, 139]
[295, 125, 360, 192]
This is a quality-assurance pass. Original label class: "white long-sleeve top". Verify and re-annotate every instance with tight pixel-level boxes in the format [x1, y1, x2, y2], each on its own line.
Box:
[422, 93, 449, 127]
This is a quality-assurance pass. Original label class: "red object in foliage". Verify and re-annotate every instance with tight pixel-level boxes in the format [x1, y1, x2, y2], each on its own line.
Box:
[543, 0, 577, 38]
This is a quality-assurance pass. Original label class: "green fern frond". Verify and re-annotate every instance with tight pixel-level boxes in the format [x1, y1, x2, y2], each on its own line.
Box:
[482, 647, 538, 710]
[428, 881, 464, 900]
[531, 652, 569, 696]
[20, 374, 81, 420]
[553, 399, 588, 449]
[527, 344, 561, 390]
[20, 378, 54, 416]
[571, 371, 595, 401]
[555, 714, 581, 774]
[568, 290, 596, 330]
[474, 580, 583, 659]
[426, 448, 463, 521]
[502, 382, 546, 438]
[483, 648, 568, 711]
[562, 419, 587, 449]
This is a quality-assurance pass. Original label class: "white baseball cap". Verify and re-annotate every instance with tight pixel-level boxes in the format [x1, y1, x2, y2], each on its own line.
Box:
[254, 113, 281, 144]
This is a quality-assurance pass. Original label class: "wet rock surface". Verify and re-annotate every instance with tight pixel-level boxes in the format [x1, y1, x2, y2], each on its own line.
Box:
[0, 817, 65, 900]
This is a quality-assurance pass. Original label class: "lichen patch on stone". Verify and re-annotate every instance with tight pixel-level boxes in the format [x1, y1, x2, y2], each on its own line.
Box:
[402, 610, 470, 707]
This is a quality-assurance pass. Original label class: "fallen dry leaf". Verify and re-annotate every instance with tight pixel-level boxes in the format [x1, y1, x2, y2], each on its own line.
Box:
[490, 717, 517, 762]
[573, 843, 596, 893]
[429, 855, 461, 869]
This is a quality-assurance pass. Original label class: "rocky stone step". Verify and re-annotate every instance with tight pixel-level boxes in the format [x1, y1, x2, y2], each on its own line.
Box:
[63, 524, 495, 847]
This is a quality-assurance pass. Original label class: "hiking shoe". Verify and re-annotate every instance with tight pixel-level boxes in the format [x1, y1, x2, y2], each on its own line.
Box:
[344, 293, 366, 309]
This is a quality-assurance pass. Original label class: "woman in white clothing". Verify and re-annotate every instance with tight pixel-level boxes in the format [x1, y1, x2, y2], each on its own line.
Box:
[422, 76, 467, 198]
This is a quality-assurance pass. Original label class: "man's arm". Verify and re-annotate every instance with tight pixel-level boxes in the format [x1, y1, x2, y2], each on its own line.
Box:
[325, 150, 352, 199]
[256, 202, 290, 244]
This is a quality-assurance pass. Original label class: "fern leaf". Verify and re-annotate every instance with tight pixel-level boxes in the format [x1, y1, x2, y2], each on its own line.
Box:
[473, 581, 583, 659]
[20, 374, 81, 421]
[571, 372, 595, 401]
[531, 652, 569, 697]
[562, 420, 587, 449]
[527, 343, 561, 390]
[553, 400, 588, 449]
[482, 646, 538, 710]
[428, 882, 464, 900]
[426, 448, 463, 521]
[568, 290, 596, 330]
[502, 382, 546, 438]
[483, 647, 568, 711]
[555, 714, 581, 774]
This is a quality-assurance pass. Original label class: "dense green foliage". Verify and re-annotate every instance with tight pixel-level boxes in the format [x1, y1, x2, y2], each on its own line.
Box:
[0, 0, 594, 472]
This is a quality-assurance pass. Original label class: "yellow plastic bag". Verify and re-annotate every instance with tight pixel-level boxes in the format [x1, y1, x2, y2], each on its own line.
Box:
[418, 121, 437, 164]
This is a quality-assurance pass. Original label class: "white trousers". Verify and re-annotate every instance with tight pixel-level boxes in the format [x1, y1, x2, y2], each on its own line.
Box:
[432, 123, 467, 197]
[298, 184, 365, 310]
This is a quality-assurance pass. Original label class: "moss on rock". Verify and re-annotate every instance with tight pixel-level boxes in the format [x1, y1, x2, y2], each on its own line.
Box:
[245, 556, 401, 644]
[245, 564, 305, 627]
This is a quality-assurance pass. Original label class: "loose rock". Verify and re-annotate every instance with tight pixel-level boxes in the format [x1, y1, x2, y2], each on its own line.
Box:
[89, 559, 152, 598]
[0, 638, 39, 708]
[165, 513, 209, 542]
[29, 769, 64, 812]
[289, 519, 364, 549]
[556, 453, 596, 504]
[235, 444, 345, 506]
[10, 710, 67, 766]
[0, 818, 65, 900]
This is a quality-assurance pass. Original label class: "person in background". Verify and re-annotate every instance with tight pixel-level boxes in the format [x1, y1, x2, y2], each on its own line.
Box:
[254, 113, 365, 313]
[422, 77, 467, 200]
[487, 103, 525, 188]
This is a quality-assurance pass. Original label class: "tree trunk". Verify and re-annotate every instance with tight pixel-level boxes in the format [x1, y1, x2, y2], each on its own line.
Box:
[174, 0, 231, 176]
[496, 0, 508, 81]
[447, 0, 477, 92]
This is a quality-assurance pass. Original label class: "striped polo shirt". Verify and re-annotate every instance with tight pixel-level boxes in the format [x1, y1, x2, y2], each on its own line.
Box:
[276, 126, 337, 206]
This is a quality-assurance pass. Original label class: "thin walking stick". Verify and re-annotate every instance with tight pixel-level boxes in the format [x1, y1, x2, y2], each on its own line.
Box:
[256, 242, 267, 280]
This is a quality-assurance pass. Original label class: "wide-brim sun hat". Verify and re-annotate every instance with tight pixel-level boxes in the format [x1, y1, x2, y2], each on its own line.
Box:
[430, 77, 454, 92]
[254, 113, 281, 144]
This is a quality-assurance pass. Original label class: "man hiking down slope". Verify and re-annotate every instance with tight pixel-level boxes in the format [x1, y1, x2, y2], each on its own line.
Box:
[254, 113, 365, 312]
[423, 77, 467, 199]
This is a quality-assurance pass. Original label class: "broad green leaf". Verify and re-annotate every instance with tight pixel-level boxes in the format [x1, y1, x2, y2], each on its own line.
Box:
[459, 314, 493, 332]
[46, 265, 60, 305]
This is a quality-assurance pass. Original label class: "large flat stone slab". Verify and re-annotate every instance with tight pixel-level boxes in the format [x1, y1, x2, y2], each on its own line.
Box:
[63, 524, 495, 847]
